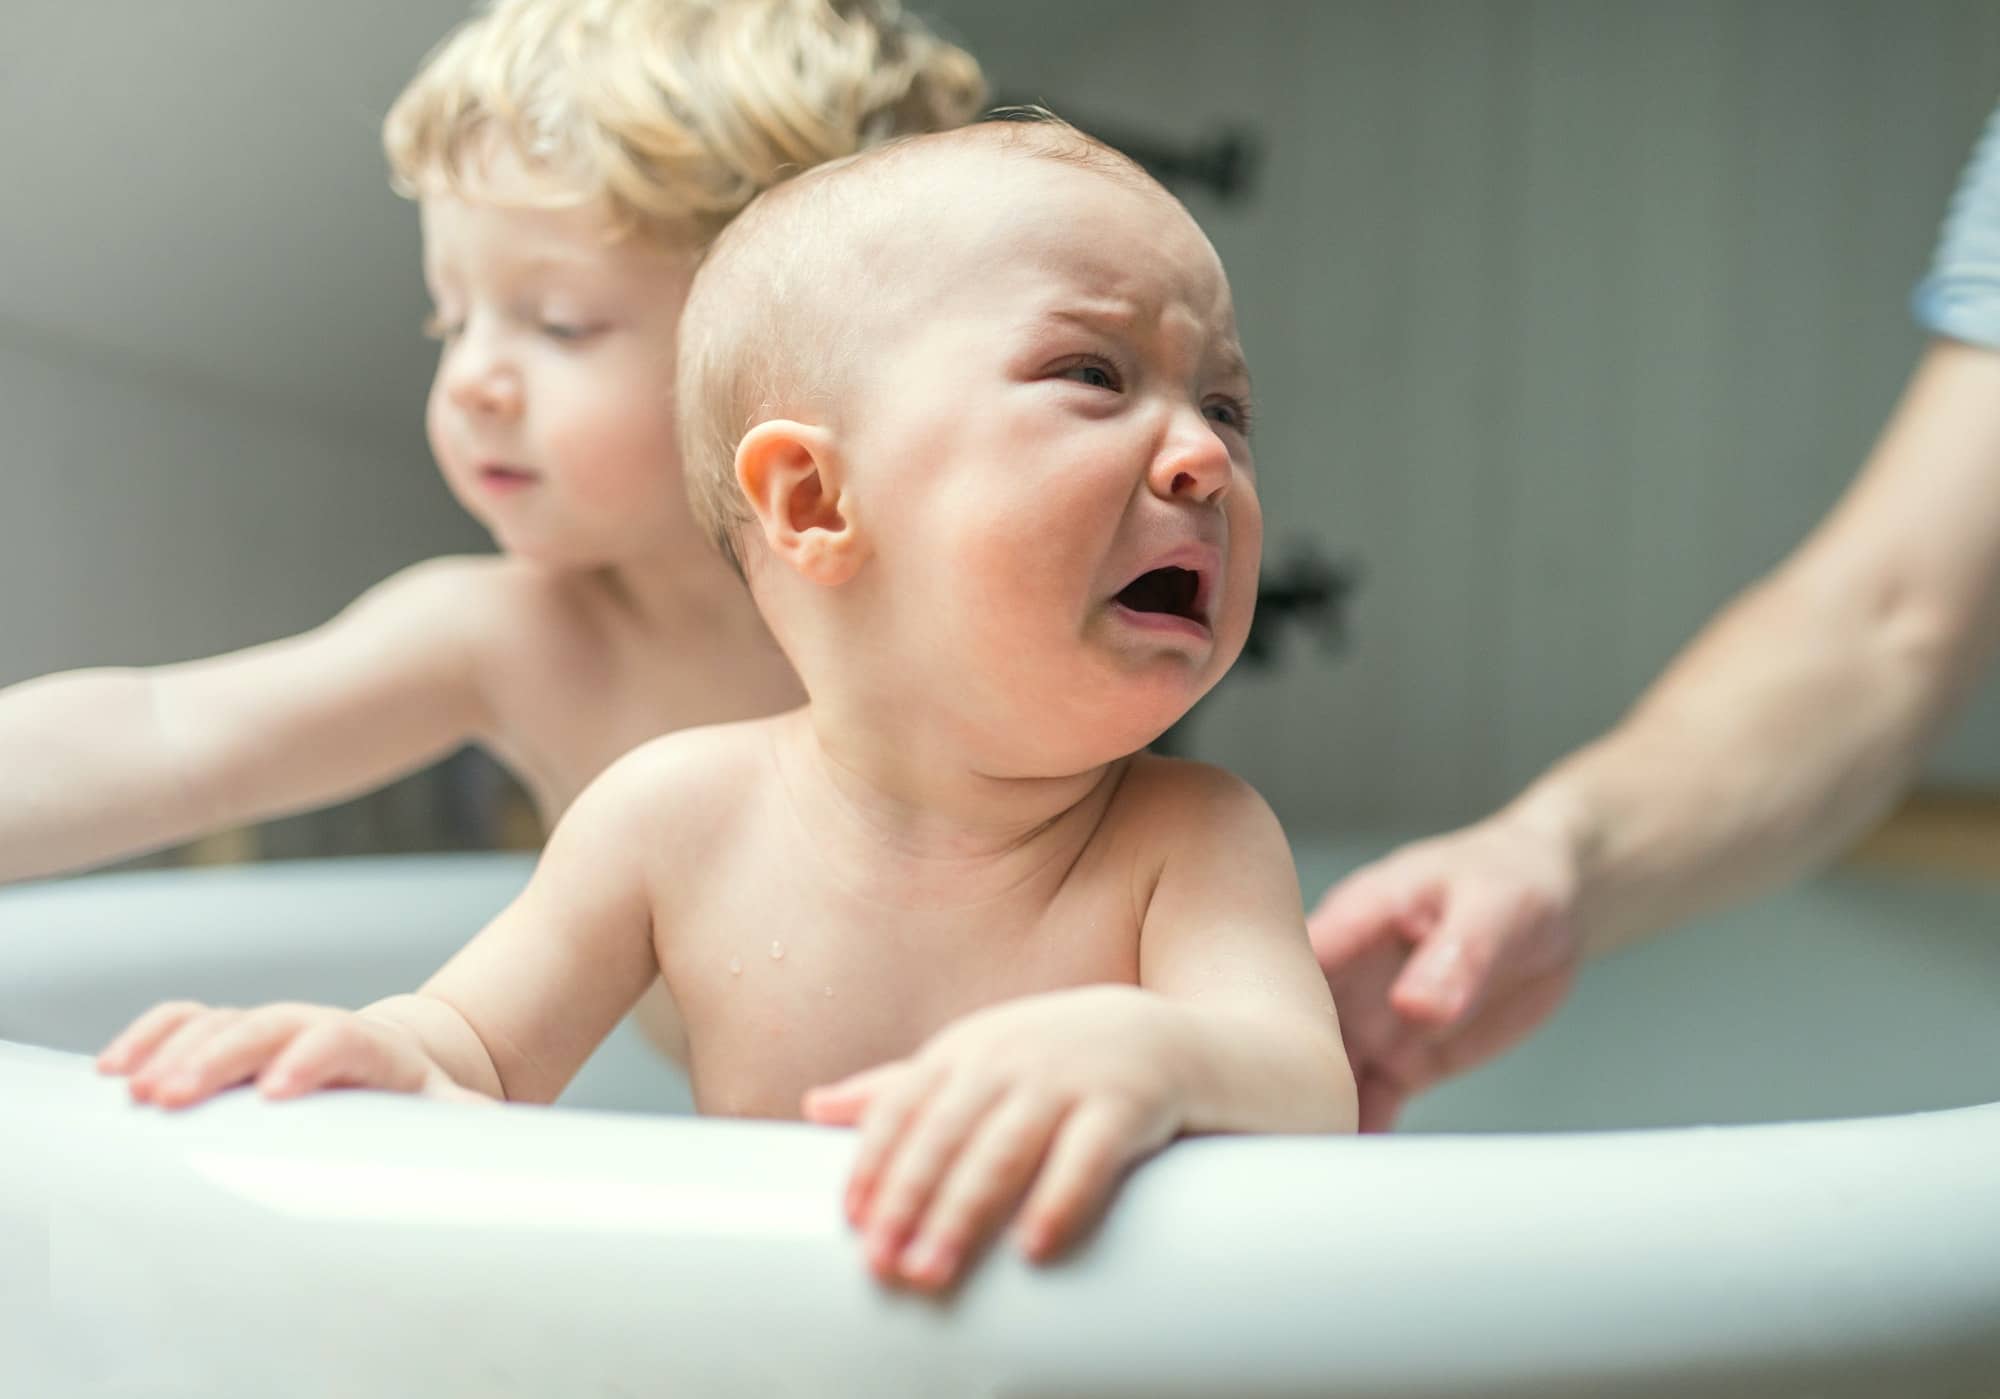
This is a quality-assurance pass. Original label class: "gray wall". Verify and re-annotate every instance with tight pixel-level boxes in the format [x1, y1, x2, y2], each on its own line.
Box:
[4, 1, 1999, 842]
[0, 1, 484, 678]
[930, 0, 2000, 831]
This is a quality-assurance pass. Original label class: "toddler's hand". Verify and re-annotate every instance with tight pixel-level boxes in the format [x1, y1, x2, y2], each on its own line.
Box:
[98, 1000, 474, 1109]
[802, 987, 1181, 1292]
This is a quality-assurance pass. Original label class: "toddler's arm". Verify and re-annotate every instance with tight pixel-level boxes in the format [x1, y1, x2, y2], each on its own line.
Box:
[98, 739, 673, 1105]
[0, 558, 494, 884]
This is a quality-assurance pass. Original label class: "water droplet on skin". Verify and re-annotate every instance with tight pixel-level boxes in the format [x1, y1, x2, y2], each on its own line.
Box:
[770, 940, 786, 961]
[728, 957, 742, 976]
[822, 985, 835, 999]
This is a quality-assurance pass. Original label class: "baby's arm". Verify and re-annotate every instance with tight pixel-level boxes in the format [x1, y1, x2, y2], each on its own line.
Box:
[1125, 764, 1357, 1135]
[0, 558, 495, 884]
[804, 762, 1354, 1290]
[98, 741, 672, 1106]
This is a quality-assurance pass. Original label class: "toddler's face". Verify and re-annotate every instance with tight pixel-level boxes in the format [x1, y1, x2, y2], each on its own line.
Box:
[841, 157, 1260, 771]
[418, 152, 696, 569]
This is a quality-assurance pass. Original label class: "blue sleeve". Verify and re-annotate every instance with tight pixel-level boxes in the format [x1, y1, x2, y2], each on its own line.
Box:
[1912, 104, 2000, 350]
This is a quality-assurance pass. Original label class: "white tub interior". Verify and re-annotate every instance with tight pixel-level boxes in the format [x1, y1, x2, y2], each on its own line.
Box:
[9, 839, 1996, 1130]
[5, 839, 1998, 1398]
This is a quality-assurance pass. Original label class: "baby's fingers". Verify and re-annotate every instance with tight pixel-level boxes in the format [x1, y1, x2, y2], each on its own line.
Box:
[833, 1062, 936, 1228]
[143, 1006, 318, 1109]
[899, 1092, 1061, 1291]
[1015, 1099, 1156, 1263]
[97, 1001, 210, 1077]
[861, 1077, 1005, 1282]
[260, 1019, 427, 1099]
[802, 1060, 908, 1127]
[127, 1009, 247, 1104]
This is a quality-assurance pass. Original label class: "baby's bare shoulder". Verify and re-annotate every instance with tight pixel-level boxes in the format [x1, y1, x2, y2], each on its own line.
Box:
[1106, 753, 1275, 839]
[570, 715, 781, 841]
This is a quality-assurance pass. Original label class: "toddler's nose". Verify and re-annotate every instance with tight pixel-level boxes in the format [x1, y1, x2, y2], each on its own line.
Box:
[443, 336, 524, 420]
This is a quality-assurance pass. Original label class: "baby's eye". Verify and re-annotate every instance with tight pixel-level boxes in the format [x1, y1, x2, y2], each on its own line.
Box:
[1205, 395, 1253, 436]
[540, 320, 599, 343]
[1056, 357, 1121, 391]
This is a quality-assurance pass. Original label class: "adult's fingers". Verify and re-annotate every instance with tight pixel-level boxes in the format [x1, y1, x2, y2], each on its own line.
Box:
[1307, 868, 1412, 970]
[1388, 884, 1521, 1026]
[1393, 881, 1572, 1028]
[1323, 933, 1413, 1063]
[1369, 962, 1579, 1122]
[1355, 1068, 1407, 1135]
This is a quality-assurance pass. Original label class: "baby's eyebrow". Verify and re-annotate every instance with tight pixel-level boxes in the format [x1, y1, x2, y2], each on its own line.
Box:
[1033, 301, 1143, 336]
[1029, 302, 1252, 391]
[1212, 340, 1252, 390]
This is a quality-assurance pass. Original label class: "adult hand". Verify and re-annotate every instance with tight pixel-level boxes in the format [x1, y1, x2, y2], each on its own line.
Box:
[1307, 813, 1585, 1130]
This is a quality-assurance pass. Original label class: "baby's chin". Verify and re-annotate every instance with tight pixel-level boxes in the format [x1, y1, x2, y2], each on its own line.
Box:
[1009, 683, 1213, 771]
[1010, 721, 1193, 778]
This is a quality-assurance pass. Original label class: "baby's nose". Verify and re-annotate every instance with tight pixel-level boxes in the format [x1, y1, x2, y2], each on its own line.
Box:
[1148, 416, 1231, 503]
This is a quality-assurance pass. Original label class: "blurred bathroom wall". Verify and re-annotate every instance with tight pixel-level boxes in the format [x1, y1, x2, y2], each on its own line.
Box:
[926, 0, 2000, 832]
[0, 1, 509, 863]
[2, 0, 1998, 862]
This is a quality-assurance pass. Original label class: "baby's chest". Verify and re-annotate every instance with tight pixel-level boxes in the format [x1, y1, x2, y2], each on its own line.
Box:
[665, 895, 1141, 1119]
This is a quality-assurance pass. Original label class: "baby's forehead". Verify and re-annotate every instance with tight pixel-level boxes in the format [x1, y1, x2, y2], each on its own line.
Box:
[880, 157, 1239, 347]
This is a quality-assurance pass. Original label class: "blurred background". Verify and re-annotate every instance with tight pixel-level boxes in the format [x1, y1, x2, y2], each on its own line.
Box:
[3, 0, 1999, 870]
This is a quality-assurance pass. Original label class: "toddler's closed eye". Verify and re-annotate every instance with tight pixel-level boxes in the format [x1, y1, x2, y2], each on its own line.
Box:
[421, 311, 464, 342]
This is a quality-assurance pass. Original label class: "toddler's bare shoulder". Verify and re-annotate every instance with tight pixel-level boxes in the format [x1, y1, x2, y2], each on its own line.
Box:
[349, 556, 542, 643]
[404, 555, 585, 626]
[388, 557, 617, 670]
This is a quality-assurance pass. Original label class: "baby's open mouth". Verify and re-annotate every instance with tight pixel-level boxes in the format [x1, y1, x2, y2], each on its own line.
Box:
[1115, 566, 1205, 624]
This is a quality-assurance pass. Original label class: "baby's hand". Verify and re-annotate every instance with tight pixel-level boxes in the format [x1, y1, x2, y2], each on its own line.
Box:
[97, 1001, 474, 1109]
[802, 986, 1182, 1292]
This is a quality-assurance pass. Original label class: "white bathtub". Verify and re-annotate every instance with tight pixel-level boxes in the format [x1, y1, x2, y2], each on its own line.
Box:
[4, 842, 1997, 1397]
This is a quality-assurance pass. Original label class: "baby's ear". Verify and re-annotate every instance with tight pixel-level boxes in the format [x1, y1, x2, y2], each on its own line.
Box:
[734, 420, 866, 586]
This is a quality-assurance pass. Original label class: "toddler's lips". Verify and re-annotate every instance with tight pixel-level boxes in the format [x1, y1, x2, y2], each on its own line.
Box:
[476, 463, 539, 494]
